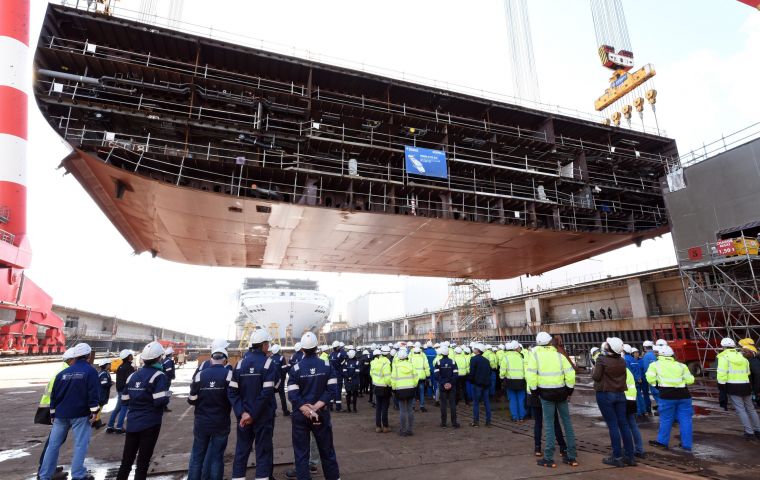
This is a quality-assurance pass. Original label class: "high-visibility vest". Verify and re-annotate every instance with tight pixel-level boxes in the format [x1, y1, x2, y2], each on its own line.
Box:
[496, 350, 506, 366]
[39, 362, 69, 408]
[625, 368, 637, 401]
[499, 351, 525, 380]
[525, 346, 576, 391]
[483, 350, 498, 369]
[391, 359, 418, 392]
[370, 356, 392, 387]
[319, 352, 329, 364]
[454, 353, 469, 375]
[717, 349, 750, 385]
[433, 354, 442, 367]
[645, 356, 694, 388]
[409, 353, 430, 380]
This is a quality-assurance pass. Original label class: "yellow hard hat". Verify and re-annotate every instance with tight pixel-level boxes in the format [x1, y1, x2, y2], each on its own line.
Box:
[742, 345, 758, 354]
[739, 338, 756, 347]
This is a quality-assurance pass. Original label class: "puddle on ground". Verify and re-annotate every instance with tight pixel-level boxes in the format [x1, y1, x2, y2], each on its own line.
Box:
[23, 459, 188, 480]
[0, 448, 31, 462]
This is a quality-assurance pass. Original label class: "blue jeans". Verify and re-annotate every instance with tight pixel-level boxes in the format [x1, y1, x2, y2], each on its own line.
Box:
[108, 393, 127, 429]
[489, 371, 496, 396]
[626, 412, 644, 454]
[641, 380, 652, 412]
[636, 383, 647, 415]
[417, 382, 426, 407]
[472, 385, 491, 423]
[595, 391, 633, 459]
[39, 416, 91, 480]
[657, 398, 693, 449]
[507, 389, 527, 420]
[188, 430, 229, 480]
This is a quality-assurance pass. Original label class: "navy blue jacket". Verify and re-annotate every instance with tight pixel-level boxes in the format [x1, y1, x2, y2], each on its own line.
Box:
[162, 357, 176, 381]
[228, 349, 277, 421]
[189, 364, 232, 435]
[122, 364, 170, 432]
[195, 359, 232, 375]
[328, 350, 347, 373]
[469, 354, 491, 388]
[270, 352, 287, 389]
[287, 354, 338, 411]
[50, 359, 100, 419]
[434, 356, 458, 386]
[98, 369, 113, 406]
[342, 359, 361, 390]
[289, 351, 304, 368]
[359, 354, 371, 374]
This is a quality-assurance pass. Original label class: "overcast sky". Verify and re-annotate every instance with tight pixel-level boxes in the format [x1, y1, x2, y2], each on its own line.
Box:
[23, 0, 760, 337]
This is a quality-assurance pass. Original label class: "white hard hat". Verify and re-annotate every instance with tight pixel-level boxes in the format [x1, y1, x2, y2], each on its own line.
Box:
[346, 345, 354, 351]
[339, 341, 345, 348]
[642, 340, 654, 348]
[211, 338, 230, 350]
[463, 346, 471, 354]
[415, 342, 422, 348]
[425, 341, 432, 348]
[473, 343, 484, 353]
[622, 343, 633, 354]
[720, 338, 736, 348]
[442, 341, 450, 347]
[631, 347, 639, 353]
[390, 349, 397, 357]
[394, 342, 401, 349]
[413, 346, 421, 353]
[62, 347, 77, 360]
[454, 346, 462, 354]
[536, 332, 552, 346]
[165, 346, 174, 355]
[66, 343, 92, 359]
[373, 349, 381, 356]
[348, 349, 356, 359]
[655, 339, 668, 347]
[606, 337, 624, 354]
[141, 341, 165, 361]
[271, 344, 281, 354]
[332, 340, 340, 348]
[97, 358, 112, 367]
[396, 348, 408, 359]
[119, 349, 133, 360]
[381, 346, 390, 354]
[498, 344, 505, 350]
[439, 346, 449, 356]
[371, 343, 378, 349]
[362, 349, 370, 355]
[250, 329, 272, 346]
[211, 346, 228, 357]
[433, 343, 440, 348]
[659, 345, 675, 357]
[504, 341, 516, 351]
[301, 332, 318, 350]
[590, 347, 600, 355]
[294, 342, 302, 351]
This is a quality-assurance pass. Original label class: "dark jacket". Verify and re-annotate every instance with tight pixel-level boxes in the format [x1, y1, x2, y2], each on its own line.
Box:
[189, 364, 232, 436]
[98, 369, 113, 406]
[748, 355, 760, 398]
[228, 349, 277, 421]
[592, 354, 627, 392]
[50, 359, 100, 419]
[469, 354, 491, 388]
[115, 359, 135, 393]
[123, 364, 170, 432]
[434, 356, 458, 387]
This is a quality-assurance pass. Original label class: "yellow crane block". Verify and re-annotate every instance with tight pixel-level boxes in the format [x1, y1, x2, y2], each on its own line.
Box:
[595, 64, 656, 111]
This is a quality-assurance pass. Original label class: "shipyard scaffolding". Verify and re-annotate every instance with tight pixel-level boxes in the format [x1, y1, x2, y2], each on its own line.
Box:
[678, 238, 760, 369]
[444, 278, 495, 341]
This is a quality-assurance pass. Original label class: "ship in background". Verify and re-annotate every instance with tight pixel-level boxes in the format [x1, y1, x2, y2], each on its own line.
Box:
[234, 278, 332, 341]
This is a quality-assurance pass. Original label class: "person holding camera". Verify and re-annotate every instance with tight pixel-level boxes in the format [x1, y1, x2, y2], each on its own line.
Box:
[287, 331, 341, 480]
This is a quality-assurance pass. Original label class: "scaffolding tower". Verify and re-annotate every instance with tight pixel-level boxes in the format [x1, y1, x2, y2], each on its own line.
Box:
[444, 278, 495, 340]
[678, 238, 760, 369]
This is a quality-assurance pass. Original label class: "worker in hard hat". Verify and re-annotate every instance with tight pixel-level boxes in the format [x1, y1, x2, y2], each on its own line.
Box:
[740, 340, 760, 408]
[229, 329, 278, 480]
[35, 347, 78, 480]
[500, 341, 527, 422]
[469, 343, 493, 427]
[92, 358, 113, 429]
[107, 349, 136, 434]
[593, 337, 635, 467]
[622, 344, 644, 418]
[526, 332, 578, 468]
[359, 348, 372, 398]
[342, 349, 361, 413]
[624, 365, 646, 460]
[639, 340, 657, 415]
[187, 343, 232, 480]
[115, 341, 170, 480]
[424, 341, 437, 398]
[452, 346, 470, 406]
[718, 337, 760, 439]
[481, 344, 498, 399]
[371, 347, 392, 432]
[434, 345, 460, 428]
[269, 344, 292, 417]
[391, 348, 417, 436]
[196, 339, 231, 373]
[161, 347, 176, 412]
[645, 345, 695, 451]
[287, 331, 341, 480]
[39, 343, 99, 480]
[328, 340, 348, 412]
[409, 345, 430, 412]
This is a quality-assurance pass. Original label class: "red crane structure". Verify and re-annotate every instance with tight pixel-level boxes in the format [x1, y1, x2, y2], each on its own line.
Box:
[0, 0, 65, 354]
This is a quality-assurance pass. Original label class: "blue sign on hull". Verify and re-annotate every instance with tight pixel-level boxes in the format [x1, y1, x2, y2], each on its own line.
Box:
[404, 146, 448, 179]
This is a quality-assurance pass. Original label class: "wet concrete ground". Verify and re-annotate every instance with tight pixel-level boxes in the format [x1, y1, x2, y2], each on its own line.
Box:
[1, 361, 758, 479]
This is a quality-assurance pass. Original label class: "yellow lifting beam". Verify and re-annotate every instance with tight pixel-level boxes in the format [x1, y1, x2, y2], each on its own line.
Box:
[594, 64, 656, 111]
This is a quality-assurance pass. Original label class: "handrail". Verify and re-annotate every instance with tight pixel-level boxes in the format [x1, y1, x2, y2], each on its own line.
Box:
[676, 122, 760, 169]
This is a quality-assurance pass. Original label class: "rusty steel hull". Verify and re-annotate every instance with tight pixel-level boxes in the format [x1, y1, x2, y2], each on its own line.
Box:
[64, 149, 667, 278]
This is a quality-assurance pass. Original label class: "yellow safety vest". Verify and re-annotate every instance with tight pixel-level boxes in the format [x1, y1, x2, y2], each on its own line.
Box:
[645, 356, 694, 388]
[370, 356, 392, 387]
[391, 359, 418, 392]
[39, 362, 69, 408]
[319, 352, 329, 364]
[454, 353, 469, 375]
[717, 349, 750, 385]
[409, 352, 430, 380]
[496, 349, 506, 366]
[483, 350, 498, 369]
[625, 368, 637, 401]
[499, 351, 525, 380]
[525, 346, 576, 391]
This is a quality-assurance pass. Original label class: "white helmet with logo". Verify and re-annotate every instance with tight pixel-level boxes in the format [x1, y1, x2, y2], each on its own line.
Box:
[141, 341, 165, 361]
[250, 329, 272, 346]
[720, 338, 736, 348]
[606, 337, 624, 354]
[271, 344, 281, 354]
[119, 349, 133, 360]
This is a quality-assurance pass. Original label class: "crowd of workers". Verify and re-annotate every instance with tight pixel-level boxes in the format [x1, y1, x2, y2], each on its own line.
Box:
[32, 330, 760, 479]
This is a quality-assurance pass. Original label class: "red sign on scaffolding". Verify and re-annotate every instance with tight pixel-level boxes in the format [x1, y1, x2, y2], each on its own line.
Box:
[688, 247, 703, 261]
[716, 239, 736, 256]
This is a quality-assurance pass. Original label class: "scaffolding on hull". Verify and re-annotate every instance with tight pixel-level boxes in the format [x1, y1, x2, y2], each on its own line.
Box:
[444, 278, 496, 340]
[678, 240, 760, 370]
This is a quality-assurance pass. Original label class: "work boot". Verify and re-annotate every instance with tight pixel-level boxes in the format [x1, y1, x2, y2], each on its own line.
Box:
[453, 423, 461, 429]
[470, 422, 479, 427]
[51, 471, 68, 480]
[382, 426, 391, 433]
[114, 428, 125, 434]
[91, 420, 103, 429]
[375, 427, 382, 433]
[602, 456, 625, 468]
[420, 406, 427, 412]
[440, 422, 447, 428]
[623, 457, 637, 467]
[105, 427, 115, 434]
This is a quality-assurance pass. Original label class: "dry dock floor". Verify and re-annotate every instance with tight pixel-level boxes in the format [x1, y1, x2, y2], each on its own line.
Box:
[1, 361, 758, 479]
